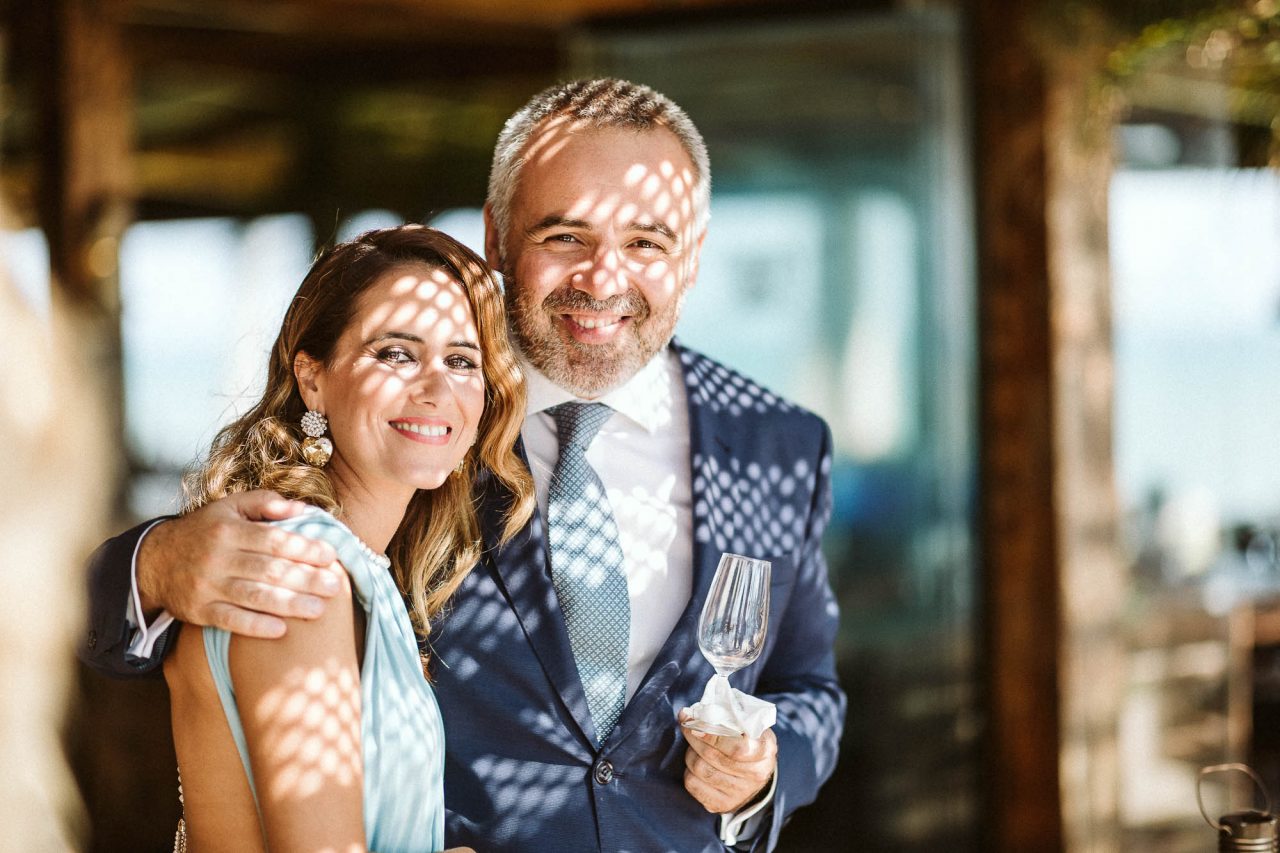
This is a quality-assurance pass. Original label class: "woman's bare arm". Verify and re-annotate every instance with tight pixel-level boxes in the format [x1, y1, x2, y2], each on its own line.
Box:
[230, 560, 366, 853]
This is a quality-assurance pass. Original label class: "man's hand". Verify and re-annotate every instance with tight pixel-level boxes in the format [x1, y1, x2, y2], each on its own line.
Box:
[136, 490, 341, 638]
[678, 710, 778, 814]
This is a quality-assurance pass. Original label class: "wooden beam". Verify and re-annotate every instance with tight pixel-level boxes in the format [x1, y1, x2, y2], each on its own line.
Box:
[126, 21, 558, 78]
[117, 0, 767, 33]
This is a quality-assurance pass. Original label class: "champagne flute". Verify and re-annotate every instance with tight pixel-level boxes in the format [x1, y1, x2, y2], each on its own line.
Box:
[685, 553, 771, 735]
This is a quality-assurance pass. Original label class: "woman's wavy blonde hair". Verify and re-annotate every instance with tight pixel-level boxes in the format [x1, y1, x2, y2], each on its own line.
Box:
[184, 225, 534, 637]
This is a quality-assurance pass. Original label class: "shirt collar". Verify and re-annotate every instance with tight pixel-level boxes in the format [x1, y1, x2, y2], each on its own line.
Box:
[521, 346, 676, 434]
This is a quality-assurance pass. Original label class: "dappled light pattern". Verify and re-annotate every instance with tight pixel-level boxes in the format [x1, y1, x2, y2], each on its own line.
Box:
[421, 85, 842, 847]
[545, 402, 630, 742]
[683, 352, 796, 418]
[681, 350, 823, 559]
[503, 121, 702, 399]
[203, 509, 445, 849]
[681, 347, 845, 798]
[427, 341, 844, 851]
[434, 502, 611, 844]
[250, 654, 362, 801]
[318, 264, 483, 506]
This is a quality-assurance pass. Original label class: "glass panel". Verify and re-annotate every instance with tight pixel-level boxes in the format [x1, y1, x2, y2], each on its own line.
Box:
[429, 207, 486, 257]
[1112, 165, 1280, 849]
[120, 215, 314, 516]
[573, 9, 979, 849]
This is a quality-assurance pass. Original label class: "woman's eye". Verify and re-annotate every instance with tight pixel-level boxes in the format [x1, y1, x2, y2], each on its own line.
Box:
[446, 353, 479, 370]
[377, 346, 415, 365]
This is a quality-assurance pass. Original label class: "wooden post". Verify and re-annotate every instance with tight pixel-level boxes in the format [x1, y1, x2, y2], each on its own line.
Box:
[32, 0, 131, 504]
[973, 0, 1064, 848]
[1045, 24, 1126, 852]
[28, 3, 179, 851]
[976, 2, 1127, 849]
[37, 0, 133, 313]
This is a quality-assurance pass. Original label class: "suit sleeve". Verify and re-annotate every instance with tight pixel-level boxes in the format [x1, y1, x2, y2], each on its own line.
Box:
[78, 517, 177, 679]
[753, 420, 846, 851]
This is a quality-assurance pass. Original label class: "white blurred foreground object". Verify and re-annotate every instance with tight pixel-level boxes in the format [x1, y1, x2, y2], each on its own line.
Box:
[0, 272, 109, 849]
[683, 554, 773, 737]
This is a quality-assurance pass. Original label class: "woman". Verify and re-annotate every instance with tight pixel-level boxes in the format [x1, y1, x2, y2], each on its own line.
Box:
[163, 225, 533, 851]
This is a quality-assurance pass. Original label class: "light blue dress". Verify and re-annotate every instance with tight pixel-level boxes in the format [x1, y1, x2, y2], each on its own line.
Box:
[202, 507, 445, 852]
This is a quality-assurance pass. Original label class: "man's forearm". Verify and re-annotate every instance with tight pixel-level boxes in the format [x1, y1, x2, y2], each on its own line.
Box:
[133, 518, 170, 619]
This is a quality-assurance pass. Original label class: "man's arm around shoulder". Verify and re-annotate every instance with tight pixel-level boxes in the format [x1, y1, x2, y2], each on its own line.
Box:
[79, 491, 343, 679]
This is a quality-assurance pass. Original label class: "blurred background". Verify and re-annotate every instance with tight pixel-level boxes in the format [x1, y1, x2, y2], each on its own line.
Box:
[1, 0, 1278, 850]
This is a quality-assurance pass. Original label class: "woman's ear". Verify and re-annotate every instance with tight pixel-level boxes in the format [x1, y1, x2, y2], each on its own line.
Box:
[293, 351, 323, 411]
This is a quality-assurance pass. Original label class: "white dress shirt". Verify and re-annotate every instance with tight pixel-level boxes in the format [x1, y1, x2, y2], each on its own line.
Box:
[519, 347, 693, 702]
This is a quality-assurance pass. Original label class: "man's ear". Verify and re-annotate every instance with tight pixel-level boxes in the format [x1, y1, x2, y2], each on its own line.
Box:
[482, 204, 504, 272]
[293, 351, 323, 411]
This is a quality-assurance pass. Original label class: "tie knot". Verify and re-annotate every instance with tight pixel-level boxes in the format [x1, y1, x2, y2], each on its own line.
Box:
[550, 402, 613, 453]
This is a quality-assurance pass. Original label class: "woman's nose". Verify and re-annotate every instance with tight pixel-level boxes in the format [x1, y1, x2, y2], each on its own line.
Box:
[411, 364, 448, 403]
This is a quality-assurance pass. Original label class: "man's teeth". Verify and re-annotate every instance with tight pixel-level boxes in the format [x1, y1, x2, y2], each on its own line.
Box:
[574, 316, 620, 330]
[392, 422, 448, 437]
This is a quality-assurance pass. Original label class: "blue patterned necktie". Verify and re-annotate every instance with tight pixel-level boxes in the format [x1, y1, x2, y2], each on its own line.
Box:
[546, 402, 631, 743]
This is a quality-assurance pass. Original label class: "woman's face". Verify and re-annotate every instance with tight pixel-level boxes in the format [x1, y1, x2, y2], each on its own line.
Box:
[297, 263, 485, 498]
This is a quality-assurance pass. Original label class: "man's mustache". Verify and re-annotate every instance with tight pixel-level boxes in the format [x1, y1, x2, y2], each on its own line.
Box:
[541, 287, 649, 319]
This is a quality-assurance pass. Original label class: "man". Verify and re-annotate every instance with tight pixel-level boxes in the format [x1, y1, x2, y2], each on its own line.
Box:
[83, 78, 844, 851]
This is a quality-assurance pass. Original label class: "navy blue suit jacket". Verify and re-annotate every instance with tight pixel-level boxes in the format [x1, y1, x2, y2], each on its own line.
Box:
[80, 343, 845, 852]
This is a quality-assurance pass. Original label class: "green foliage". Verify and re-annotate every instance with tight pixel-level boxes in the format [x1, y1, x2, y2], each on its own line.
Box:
[1100, 1, 1280, 88]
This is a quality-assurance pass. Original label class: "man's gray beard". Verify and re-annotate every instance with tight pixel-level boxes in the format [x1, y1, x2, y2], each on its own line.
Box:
[504, 280, 661, 399]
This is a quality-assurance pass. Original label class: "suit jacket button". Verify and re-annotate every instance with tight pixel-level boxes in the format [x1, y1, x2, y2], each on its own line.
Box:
[593, 758, 614, 785]
[87, 630, 97, 650]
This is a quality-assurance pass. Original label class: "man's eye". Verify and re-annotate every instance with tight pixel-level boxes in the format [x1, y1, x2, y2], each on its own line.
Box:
[377, 346, 415, 364]
[549, 234, 580, 244]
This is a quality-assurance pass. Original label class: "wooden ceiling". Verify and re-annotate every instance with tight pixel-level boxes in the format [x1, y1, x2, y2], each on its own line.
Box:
[6, 1, 1268, 227]
[0, 0, 805, 226]
[115, 0, 763, 34]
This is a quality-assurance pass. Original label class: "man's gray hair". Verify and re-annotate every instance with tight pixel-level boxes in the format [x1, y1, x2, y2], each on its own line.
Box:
[486, 78, 711, 254]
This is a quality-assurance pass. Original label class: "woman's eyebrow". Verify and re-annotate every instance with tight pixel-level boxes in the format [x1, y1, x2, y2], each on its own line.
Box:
[366, 332, 480, 352]
[366, 331, 424, 345]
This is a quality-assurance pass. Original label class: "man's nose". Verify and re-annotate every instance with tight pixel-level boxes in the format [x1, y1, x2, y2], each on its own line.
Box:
[575, 245, 627, 299]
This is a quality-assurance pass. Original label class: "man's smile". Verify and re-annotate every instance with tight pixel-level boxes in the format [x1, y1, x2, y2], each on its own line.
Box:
[561, 312, 632, 343]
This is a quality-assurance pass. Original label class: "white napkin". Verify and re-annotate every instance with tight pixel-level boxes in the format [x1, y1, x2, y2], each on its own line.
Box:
[682, 674, 776, 739]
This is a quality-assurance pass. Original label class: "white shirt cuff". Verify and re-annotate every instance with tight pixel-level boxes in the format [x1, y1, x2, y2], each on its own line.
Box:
[719, 768, 777, 847]
[124, 519, 176, 659]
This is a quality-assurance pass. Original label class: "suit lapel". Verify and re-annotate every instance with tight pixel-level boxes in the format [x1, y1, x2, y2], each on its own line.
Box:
[479, 349, 735, 748]
[476, 442, 597, 746]
[610, 344, 725, 742]
[678, 342, 735, 621]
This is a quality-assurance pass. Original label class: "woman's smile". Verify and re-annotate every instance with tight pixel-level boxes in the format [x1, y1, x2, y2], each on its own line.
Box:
[390, 417, 453, 444]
